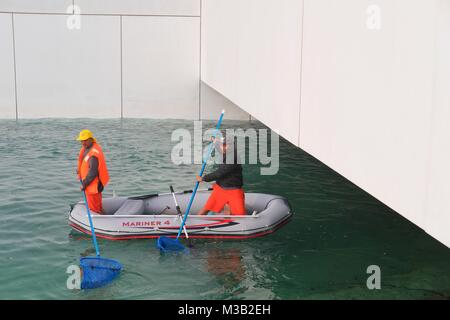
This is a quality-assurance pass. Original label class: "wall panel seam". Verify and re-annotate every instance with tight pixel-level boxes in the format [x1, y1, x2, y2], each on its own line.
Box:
[11, 13, 18, 120]
[120, 15, 123, 119]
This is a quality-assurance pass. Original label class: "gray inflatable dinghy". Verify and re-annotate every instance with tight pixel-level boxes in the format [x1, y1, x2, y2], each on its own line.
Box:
[69, 188, 293, 240]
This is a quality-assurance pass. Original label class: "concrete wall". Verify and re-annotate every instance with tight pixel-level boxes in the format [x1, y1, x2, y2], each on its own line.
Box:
[122, 16, 200, 120]
[201, 82, 251, 121]
[74, 0, 200, 16]
[0, 13, 15, 119]
[0, 0, 249, 120]
[299, 0, 436, 233]
[13, 14, 122, 118]
[201, 0, 303, 145]
[425, 0, 450, 247]
[0, 0, 72, 14]
[300, 0, 449, 247]
[201, 0, 450, 248]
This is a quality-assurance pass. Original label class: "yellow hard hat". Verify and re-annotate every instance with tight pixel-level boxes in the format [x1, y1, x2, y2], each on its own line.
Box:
[76, 129, 96, 142]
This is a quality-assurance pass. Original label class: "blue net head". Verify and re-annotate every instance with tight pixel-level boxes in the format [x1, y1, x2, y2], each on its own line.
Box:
[157, 237, 188, 254]
[80, 256, 122, 289]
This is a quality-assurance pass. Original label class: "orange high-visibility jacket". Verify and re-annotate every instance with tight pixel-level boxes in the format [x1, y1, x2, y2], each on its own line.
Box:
[78, 142, 109, 194]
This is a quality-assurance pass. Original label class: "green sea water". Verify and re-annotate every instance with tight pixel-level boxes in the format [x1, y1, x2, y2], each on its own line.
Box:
[0, 119, 449, 300]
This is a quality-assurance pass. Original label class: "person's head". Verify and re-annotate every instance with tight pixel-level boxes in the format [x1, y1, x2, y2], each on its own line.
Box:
[218, 135, 237, 156]
[219, 138, 228, 154]
[76, 129, 96, 148]
[218, 136, 231, 154]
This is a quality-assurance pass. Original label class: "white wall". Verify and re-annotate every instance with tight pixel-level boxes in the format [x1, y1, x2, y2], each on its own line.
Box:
[201, 0, 450, 248]
[74, 0, 200, 16]
[201, 0, 303, 145]
[0, 13, 15, 119]
[122, 16, 200, 119]
[425, 0, 450, 246]
[14, 14, 122, 118]
[0, 0, 72, 13]
[0, 0, 248, 120]
[201, 82, 249, 121]
[0, 0, 200, 15]
[300, 0, 436, 230]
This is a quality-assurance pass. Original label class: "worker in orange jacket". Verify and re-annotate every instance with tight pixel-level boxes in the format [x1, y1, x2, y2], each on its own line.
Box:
[76, 129, 110, 214]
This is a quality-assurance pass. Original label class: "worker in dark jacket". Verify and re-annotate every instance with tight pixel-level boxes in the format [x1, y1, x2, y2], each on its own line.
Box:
[196, 136, 246, 215]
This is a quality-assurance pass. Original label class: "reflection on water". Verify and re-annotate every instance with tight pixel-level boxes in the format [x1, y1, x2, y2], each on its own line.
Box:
[206, 248, 246, 296]
[80, 248, 96, 257]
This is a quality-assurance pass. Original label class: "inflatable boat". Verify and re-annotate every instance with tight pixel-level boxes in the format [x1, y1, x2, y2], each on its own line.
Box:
[68, 189, 293, 240]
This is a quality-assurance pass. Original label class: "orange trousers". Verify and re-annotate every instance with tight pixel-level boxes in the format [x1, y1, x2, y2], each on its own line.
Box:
[203, 184, 246, 215]
[86, 193, 103, 214]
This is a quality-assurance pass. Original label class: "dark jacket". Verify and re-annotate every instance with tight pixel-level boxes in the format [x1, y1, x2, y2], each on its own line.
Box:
[203, 147, 243, 189]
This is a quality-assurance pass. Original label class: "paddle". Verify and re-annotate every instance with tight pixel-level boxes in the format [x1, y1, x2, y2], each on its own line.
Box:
[157, 110, 225, 253]
[79, 179, 122, 289]
[170, 185, 189, 239]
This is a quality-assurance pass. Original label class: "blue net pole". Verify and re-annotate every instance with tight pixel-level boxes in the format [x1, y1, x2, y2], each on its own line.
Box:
[80, 179, 100, 257]
[176, 110, 225, 239]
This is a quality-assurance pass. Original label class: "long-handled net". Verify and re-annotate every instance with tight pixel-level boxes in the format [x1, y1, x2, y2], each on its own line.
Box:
[157, 110, 225, 253]
[79, 179, 122, 288]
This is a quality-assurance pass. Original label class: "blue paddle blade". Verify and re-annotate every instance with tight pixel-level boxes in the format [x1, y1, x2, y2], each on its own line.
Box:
[80, 256, 122, 289]
[157, 236, 188, 253]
